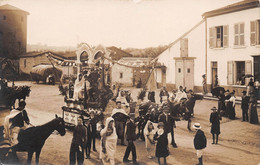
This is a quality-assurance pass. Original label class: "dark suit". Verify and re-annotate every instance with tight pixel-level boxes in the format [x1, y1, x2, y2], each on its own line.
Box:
[84, 124, 92, 157]
[90, 116, 98, 150]
[123, 119, 137, 162]
[241, 95, 249, 121]
[194, 129, 207, 150]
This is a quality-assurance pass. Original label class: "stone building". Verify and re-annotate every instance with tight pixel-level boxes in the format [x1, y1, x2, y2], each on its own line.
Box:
[0, 4, 29, 58]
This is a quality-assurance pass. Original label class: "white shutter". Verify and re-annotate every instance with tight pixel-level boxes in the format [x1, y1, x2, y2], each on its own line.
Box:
[245, 61, 252, 85]
[250, 21, 257, 45]
[223, 25, 229, 47]
[245, 60, 252, 75]
[209, 27, 216, 48]
[234, 24, 239, 46]
[227, 61, 234, 85]
[240, 23, 245, 45]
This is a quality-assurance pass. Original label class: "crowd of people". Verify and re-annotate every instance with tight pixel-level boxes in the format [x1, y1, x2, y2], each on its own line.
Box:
[2, 81, 259, 165]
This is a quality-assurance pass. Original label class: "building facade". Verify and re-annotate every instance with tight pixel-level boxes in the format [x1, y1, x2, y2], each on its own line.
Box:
[204, 0, 260, 94]
[111, 57, 152, 87]
[0, 4, 29, 58]
[155, 0, 260, 96]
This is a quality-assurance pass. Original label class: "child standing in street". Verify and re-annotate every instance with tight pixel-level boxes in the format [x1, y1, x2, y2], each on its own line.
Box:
[154, 122, 169, 165]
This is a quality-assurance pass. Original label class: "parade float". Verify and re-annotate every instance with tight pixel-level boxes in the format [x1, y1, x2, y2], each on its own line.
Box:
[59, 43, 113, 128]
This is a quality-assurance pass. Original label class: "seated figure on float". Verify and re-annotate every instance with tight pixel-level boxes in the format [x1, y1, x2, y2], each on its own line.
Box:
[73, 73, 90, 100]
[174, 86, 187, 103]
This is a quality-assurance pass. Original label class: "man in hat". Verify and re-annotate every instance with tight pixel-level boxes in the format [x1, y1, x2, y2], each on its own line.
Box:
[84, 117, 92, 159]
[123, 114, 138, 164]
[70, 116, 86, 165]
[158, 106, 177, 148]
[193, 123, 207, 165]
[241, 91, 250, 122]
[4, 100, 30, 144]
[210, 107, 220, 144]
[202, 74, 207, 95]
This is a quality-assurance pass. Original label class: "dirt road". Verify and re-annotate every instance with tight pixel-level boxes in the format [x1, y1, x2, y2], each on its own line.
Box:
[0, 81, 259, 165]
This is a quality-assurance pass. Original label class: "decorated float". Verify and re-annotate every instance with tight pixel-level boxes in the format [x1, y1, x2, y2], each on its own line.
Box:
[60, 43, 113, 128]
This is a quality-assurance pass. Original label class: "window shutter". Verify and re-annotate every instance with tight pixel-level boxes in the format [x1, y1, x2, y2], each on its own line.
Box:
[250, 21, 257, 45]
[245, 60, 252, 85]
[240, 23, 245, 45]
[223, 25, 229, 47]
[245, 60, 252, 75]
[234, 24, 239, 46]
[227, 61, 233, 85]
[209, 27, 216, 48]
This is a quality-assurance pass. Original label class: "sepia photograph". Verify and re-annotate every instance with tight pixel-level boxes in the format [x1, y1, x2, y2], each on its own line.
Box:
[0, 0, 259, 164]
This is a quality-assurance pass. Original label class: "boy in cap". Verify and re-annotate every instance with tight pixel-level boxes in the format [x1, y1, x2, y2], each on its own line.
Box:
[241, 91, 249, 122]
[210, 107, 220, 144]
[123, 114, 138, 164]
[193, 123, 207, 165]
[70, 116, 86, 165]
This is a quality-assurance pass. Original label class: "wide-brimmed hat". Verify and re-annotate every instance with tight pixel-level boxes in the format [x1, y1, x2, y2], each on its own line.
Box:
[193, 123, 201, 129]
[211, 106, 217, 111]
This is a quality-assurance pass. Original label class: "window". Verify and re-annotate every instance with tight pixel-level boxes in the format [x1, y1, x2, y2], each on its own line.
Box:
[227, 61, 252, 85]
[250, 20, 260, 45]
[178, 68, 181, 73]
[209, 25, 228, 48]
[3, 16, 6, 20]
[234, 23, 245, 46]
[120, 72, 123, 78]
[24, 59, 26, 68]
[187, 68, 190, 73]
[216, 26, 223, 47]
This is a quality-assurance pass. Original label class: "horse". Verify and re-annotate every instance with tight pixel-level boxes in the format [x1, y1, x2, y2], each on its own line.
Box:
[167, 93, 203, 130]
[9, 115, 66, 165]
[136, 101, 159, 141]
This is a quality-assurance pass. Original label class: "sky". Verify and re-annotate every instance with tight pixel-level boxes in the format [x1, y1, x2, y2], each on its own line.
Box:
[0, 0, 242, 49]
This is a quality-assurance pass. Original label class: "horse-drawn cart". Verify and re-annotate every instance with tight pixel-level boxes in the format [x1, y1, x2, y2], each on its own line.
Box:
[30, 64, 62, 84]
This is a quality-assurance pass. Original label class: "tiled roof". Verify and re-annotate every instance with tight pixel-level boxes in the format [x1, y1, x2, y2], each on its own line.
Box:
[0, 4, 29, 15]
[202, 0, 259, 18]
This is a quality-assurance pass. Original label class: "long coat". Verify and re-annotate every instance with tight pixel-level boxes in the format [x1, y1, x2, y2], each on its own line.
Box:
[194, 129, 207, 150]
[154, 131, 169, 158]
[210, 112, 220, 135]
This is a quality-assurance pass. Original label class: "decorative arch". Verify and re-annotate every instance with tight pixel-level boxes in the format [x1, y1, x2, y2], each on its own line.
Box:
[76, 43, 92, 63]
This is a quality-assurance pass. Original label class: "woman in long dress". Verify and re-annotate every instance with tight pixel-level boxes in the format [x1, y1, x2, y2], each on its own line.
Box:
[144, 121, 156, 159]
[249, 94, 259, 124]
[100, 117, 118, 165]
[226, 91, 236, 119]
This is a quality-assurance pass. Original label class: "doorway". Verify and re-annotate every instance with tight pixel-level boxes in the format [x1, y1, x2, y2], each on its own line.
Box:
[211, 62, 218, 88]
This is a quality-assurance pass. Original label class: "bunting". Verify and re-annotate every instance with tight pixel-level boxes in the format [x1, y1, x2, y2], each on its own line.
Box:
[45, 52, 160, 69]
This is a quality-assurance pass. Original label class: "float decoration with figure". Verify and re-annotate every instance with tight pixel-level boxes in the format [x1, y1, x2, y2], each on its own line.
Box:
[61, 43, 113, 127]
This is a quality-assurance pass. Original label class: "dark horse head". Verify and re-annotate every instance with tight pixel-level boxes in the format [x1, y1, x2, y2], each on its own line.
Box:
[54, 114, 66, 136]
